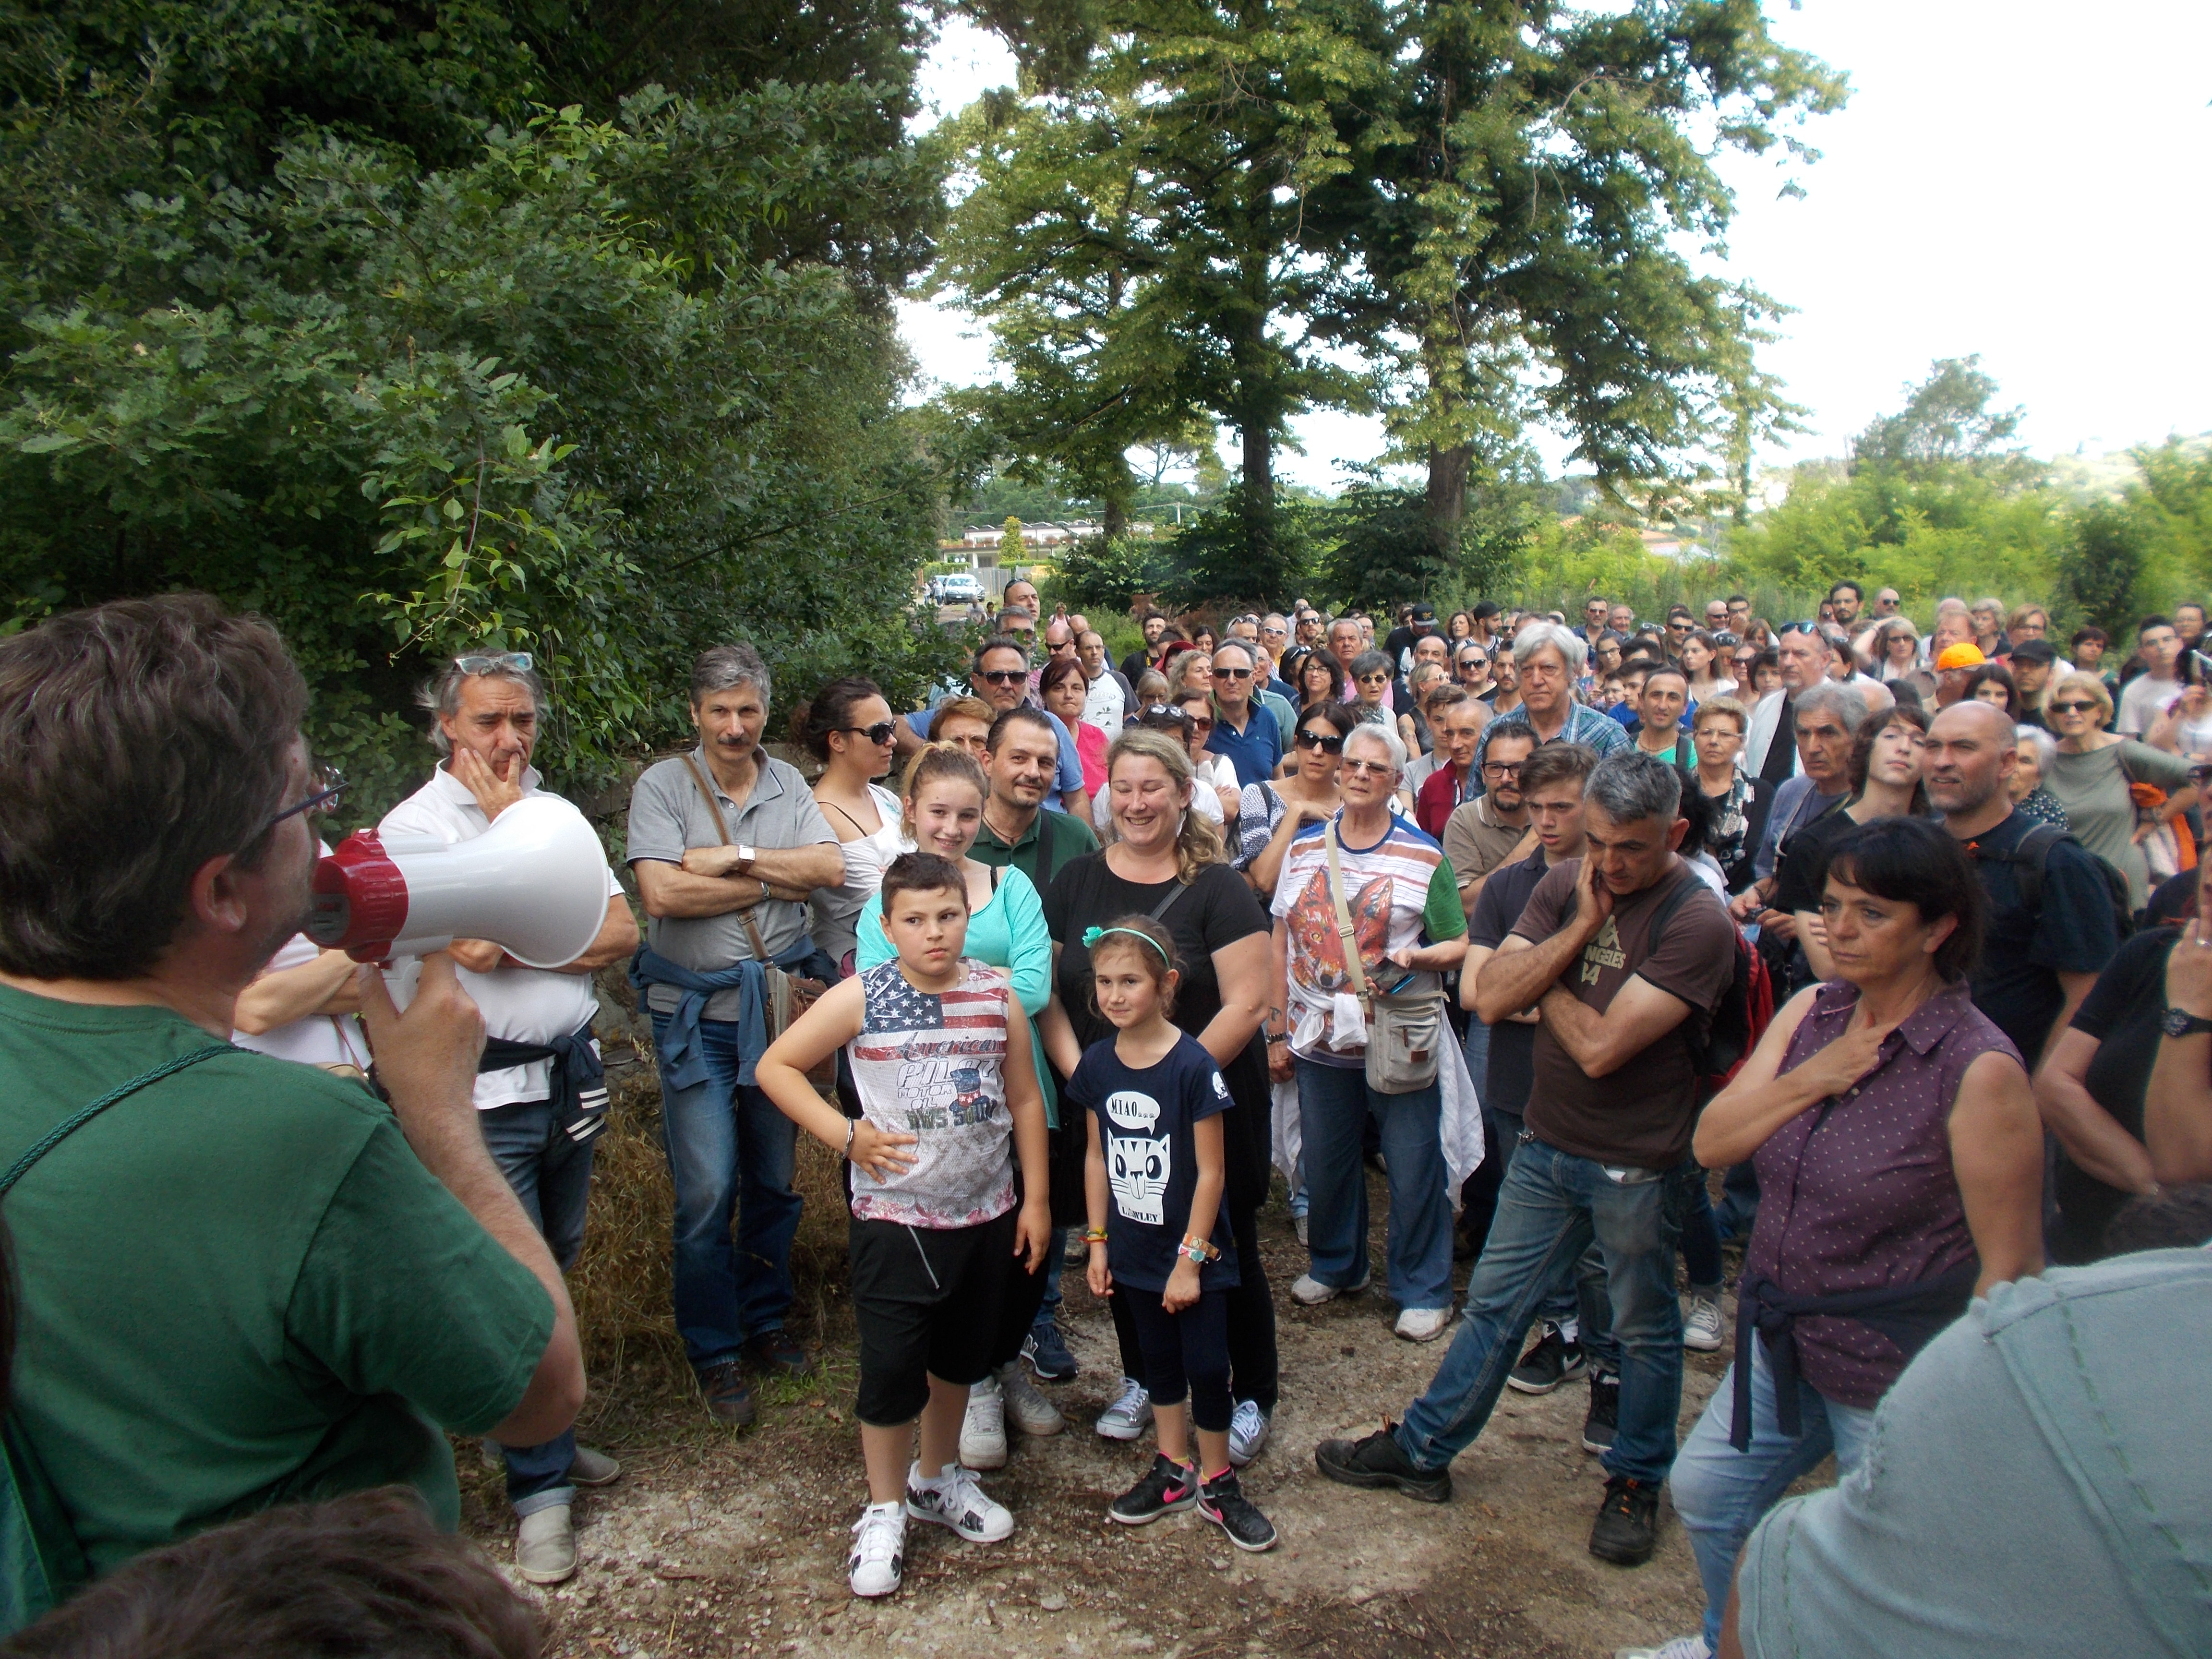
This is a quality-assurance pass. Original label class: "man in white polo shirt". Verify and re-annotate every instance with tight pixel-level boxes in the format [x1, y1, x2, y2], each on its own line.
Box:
[380, 650, 638, 1586]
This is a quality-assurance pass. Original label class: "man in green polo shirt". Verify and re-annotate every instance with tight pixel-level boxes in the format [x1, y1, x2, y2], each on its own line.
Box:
[0, 595, 582, 1582]
[971, 705, 1098, 888]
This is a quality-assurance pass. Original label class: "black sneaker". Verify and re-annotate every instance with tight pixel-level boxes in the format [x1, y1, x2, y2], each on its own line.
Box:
[1588, 1473, 1660, 1565]
[1582, 1372, 1620, 1454]
[1313, 1424, 1453, 1504]
[1506, 1323, 1587, 1395]
[1198, 1469, 1279, 1552]
[1022, 1317, 1078, 1383]
[1108, 1454, 1199, 1525]
[698, 1361, 757, 1427]
[742, 1329, 814, 1379]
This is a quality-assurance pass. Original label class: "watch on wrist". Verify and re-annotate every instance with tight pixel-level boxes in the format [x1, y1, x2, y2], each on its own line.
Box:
[2161, 1007, 2212, 1039]
[734, 843, 758, 871]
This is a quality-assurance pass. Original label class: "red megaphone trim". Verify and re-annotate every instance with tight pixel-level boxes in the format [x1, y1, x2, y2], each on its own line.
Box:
[308, 830, 410, 962]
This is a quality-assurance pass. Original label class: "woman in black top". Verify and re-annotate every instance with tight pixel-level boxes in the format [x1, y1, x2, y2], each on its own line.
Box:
[1039, 727, 1279, 1455]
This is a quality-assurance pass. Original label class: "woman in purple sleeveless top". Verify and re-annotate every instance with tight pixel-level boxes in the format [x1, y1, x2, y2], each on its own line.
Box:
[1626, 817, 2045, 1659]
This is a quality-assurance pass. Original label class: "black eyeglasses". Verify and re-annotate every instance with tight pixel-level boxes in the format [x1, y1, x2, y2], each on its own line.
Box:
[1482, 759, 1523, 778]
[1215, 665, 1254, 679]
[1295, 729, 1345, 754]
[979, 669, 1027, 685]
[2049, 699, 2099, 716]
[260, 767, 348, 837]
[842, 721, 897, 745]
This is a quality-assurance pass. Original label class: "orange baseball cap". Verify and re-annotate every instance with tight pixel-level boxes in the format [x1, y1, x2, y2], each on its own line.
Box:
[1935, 643, 1987, 672]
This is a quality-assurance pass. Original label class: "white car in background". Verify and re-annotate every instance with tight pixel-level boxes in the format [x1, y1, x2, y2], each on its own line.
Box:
[931, 572, 983, 604]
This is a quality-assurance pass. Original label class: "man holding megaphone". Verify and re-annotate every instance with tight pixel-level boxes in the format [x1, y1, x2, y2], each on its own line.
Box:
[378, 652, 638, 1586]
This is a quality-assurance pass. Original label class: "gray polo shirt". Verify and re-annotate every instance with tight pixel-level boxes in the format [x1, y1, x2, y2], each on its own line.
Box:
[627, 745, 836, 1020]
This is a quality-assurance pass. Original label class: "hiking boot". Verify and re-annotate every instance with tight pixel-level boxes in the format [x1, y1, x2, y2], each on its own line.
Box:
[1506, 1323, 1587, 1395]
[1094, 1376, 1153, 1441]
[905, 1463, 1013, 1543]
[516, 1504, 577, 1585]
[1227, 1399, 1271, 1467]
[1589, 1474, 1660, 1565]
[1313, 1424, 1452, 1504]
[1198, 1468, 1279, 1552]
[1583, 1372, 1621, 1455]
[1291, 1270, 1370, 1306]
[743, 1329, 813, 1378]
[698, 1361, 757, 1427]
[960, 1375, 1009, 1470]
[1108, 1453, 1199, 1525]
[1682, 1293, 1725, 1353]
[1023, 1317, 1078, 1382]
[848, 1501, 906, 1598]
[997, 1361, 1065, 1437]
[566, 1446, 622, 1488]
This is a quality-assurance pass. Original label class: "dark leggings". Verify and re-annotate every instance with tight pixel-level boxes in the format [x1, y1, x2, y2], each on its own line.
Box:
[1110, 1201, 1276, 1412]
[1122, 1285, 1233, 1432]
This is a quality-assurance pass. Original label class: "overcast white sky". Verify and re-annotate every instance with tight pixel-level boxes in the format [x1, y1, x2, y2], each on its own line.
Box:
[897, 2, 2212, 490]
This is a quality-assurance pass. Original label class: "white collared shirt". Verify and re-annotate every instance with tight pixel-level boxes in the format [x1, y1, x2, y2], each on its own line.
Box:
[380, 764, 622, 1110]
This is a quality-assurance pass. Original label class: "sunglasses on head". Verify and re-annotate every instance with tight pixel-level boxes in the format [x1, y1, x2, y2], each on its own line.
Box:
[1138, 703, 1193, 733]
[1296, 728, 1345, 753]
[842, 721, 897, 745]
[454, 650, 534, 676]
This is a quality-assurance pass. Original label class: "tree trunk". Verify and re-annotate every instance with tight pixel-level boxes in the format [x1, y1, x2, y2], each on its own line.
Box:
[1103, 493, 1129, 539]
[1426, 439, 1471, 560]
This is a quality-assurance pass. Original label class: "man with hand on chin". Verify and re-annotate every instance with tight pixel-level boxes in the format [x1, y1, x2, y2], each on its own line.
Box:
[380, 650, 637, 1584]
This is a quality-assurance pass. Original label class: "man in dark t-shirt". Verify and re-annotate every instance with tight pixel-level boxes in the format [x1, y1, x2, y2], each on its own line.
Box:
[1320, 753, 1735, 1570]
[1927, 702, 2120, 1068]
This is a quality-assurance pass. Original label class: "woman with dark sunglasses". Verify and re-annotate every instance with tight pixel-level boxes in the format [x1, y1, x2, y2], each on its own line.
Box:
[804, 676, 904, 968]
[1237, 701, 1357, 900]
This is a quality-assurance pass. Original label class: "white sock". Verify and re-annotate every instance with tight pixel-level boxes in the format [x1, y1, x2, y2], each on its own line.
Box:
[910, 1460, 950, 1492]
[1558, 1318, 1580, 1345]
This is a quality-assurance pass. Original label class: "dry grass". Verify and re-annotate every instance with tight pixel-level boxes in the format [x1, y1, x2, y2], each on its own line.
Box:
[567, 973, 857, 1441]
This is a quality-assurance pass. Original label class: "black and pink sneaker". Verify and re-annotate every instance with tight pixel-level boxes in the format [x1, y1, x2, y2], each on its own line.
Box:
[1108, 1454, 1198, 1525]
[1198, 1468, 1279, 1552]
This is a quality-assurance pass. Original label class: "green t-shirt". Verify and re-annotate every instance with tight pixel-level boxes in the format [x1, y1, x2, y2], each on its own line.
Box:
[0, 986, 553, 1574]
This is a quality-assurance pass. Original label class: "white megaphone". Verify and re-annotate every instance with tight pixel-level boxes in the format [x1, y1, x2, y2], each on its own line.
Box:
[305, 794, 610, 966]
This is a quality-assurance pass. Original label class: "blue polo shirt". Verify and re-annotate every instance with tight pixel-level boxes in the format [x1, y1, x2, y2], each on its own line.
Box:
[1207, 704, 1285, 789]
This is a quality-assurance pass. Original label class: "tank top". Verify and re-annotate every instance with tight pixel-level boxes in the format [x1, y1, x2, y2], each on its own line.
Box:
[847, 957, 1017, 1229]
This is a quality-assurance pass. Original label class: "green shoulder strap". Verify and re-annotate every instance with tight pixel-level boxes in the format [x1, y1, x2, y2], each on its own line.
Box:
[0, 1041, 231, 1635]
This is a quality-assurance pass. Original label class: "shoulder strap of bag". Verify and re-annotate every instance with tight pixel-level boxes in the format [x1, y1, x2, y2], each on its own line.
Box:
[0, 1044, 232, 1198]
[1036, 803, 1056, 875]
[1148, 878, 1189, 926]
[1324, 819, 1370, 1000]
[679, 753, 772, 963]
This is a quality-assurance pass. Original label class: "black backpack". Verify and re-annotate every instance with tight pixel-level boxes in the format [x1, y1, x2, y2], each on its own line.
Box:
[1646, 872, 1774, 1097]
[1970, 822, 2134, 943]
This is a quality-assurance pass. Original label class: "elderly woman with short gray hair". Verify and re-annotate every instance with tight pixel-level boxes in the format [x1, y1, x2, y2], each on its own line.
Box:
[1268, 722, 1469, 1344]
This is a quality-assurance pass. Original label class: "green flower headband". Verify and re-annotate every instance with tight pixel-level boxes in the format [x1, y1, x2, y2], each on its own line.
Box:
[1082, 925, 1171, 965]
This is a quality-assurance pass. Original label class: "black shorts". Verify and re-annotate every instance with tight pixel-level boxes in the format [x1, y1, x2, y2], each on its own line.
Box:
[850, 1208, 1017, 1426]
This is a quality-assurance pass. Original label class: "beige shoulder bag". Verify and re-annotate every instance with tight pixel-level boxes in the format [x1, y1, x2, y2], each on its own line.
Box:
[1325, 819, 1446, 1094]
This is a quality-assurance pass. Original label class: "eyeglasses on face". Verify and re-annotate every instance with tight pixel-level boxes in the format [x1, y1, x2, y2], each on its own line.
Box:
[1215, 665, 1254, 679]
[1340, 756, 1394, 778]
[1482, 760, 1523, 778]
[1357, 672, 1390, 686]
[2049, 699, 2099, 715]
[260, 767, 348, 838]
[1295, 729, 1345, 754]
[842, 721, 897, 745]
[455, 651, 534, 676]
[979, 668, 1027, 685]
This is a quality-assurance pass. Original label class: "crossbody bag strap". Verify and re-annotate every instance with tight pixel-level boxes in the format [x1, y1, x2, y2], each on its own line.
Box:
[1323, 819, 1369, 1000]
[1148, 877, 1189, 925]
[678, 753, 773, 963]
[0, 1044, 233, 1198]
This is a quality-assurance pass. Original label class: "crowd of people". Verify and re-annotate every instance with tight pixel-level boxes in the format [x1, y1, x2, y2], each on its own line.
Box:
[0, 580, 2208, 1657]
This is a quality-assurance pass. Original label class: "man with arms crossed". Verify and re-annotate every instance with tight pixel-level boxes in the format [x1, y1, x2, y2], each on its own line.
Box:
[379, 652, 637, 1583]
[0, 595, 581, 1578]
[1318, 752, 1735, 1569]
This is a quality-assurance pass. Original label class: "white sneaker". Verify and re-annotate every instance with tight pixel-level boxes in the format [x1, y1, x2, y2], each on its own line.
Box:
[1682, 1294, 1725, 1353]
[1227, 1399, 1270, 1467]
[1095, 1376, 1154, 1441]
[905, 1462, 1013, 1543]
[1293, 1213, 1309, 1247]
[516, 1504, 577, 1585]
[960, 1375, 1009, 1469]
[1395, 1305, 1452, 1343]
[1614, 1638, 1710, 1659]
[1291, 1270, 1369, 1306]
[996, 1362, 1064, 1437]
[848, 1501, 906, 1598]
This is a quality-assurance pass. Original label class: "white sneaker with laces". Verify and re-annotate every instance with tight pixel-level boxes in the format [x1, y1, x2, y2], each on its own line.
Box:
[1682, 1294, 1725, 1353]
[1291, 1270, 1369, 1306]
[1395, 1305, 1452, 1343]
[905, 1462, 1013, 1543]
[1613, 1637, 1710, 1659]
[996, 1362, 1064, 1437]
[1227, 1399, 1270, 1467]
[1094, 1376, 1154, 1441]
[848, 1501, 906, 1598]
[960, 1375, 1008, 1469]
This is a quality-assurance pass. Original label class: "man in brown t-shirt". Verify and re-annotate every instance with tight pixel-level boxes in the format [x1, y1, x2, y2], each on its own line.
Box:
[1317, 752, 1736, 1571]
[1441, 727, 1536, 922]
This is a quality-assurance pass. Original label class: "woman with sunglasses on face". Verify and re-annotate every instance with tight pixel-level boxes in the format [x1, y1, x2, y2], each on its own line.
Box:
[2043, 671, 2197, 915]
[1454, 643, 1493, 702]
[805, 676, 906, 970]
[1239, 700, 1358, 898]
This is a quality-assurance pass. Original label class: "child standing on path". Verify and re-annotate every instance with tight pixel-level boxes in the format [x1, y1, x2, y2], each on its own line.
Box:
[757, 852, 1052, 1599]
[1071, 917, 1279, 1552]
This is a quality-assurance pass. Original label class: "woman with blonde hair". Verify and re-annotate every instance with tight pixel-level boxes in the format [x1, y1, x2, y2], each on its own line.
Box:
[1969, 597, 2005, 659]
[2043, 670, 2195, 912]
[1039, 726, 1279, 1459]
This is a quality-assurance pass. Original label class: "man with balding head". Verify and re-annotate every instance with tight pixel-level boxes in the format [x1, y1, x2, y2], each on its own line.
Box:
[1926, 700, 2121, 1068]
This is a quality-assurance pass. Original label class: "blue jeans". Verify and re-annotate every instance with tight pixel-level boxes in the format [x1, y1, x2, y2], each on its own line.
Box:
[1679, 1162, 1723, 1292]
[1395, 1137, 1685, 1484]
[1672, 1336, 1875, 1650]
[648, 1011, 800, 1373]
[1486, 1111, 1585, 1337]
[479, 1098, 595, 1516]
[1295, 1058, 1453, 1312]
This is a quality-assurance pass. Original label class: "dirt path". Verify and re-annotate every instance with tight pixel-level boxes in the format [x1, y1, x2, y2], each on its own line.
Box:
[461, 1166, 1738, 1659]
